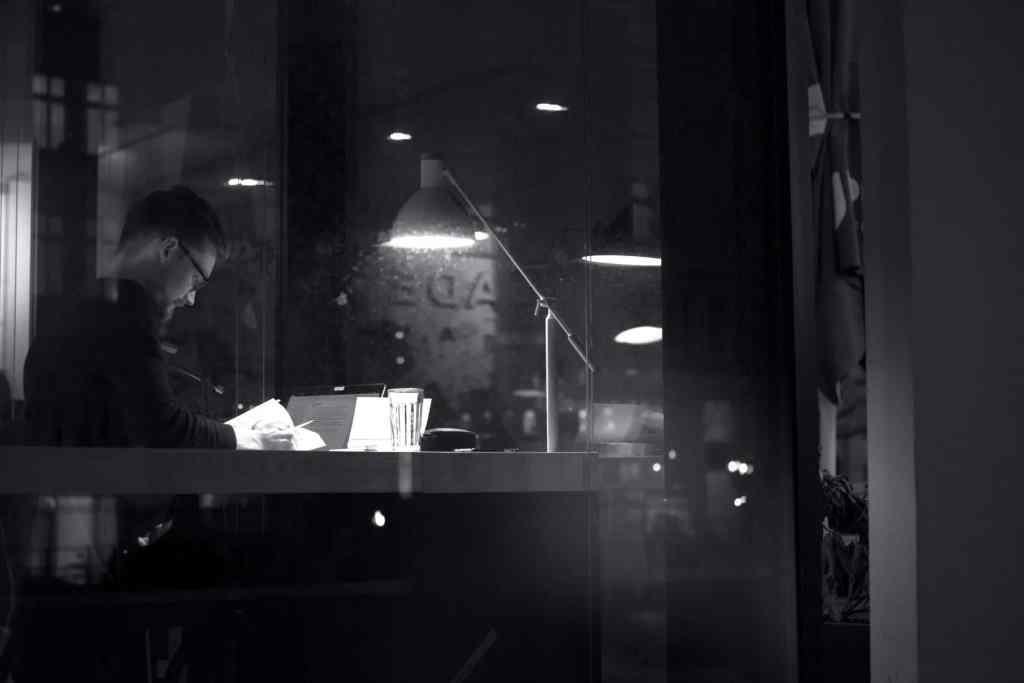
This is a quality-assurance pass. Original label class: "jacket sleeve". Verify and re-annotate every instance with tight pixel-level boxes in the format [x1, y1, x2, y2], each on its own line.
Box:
[113, 335, 237, 449]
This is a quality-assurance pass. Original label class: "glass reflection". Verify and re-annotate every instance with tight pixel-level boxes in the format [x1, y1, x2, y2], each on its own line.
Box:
[0, 0, 803, 680]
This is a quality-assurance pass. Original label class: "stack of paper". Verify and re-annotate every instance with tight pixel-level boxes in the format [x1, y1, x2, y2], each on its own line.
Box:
[344, 397, 431, 451]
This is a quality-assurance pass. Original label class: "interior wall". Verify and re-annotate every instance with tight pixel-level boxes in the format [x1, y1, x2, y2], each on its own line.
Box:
[903, 2, 1024, 681]
[862, 1, 1024, 681]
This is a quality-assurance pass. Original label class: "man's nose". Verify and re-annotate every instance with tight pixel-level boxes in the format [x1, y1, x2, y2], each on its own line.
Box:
[185, 291, 197, 307]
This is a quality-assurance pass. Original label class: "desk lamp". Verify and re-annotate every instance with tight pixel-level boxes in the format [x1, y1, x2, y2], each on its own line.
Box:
[385, 154, 595, 451]
[382, 155, 477, 250]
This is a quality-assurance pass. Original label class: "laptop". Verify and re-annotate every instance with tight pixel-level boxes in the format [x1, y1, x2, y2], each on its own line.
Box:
[286, 384, 386, 450]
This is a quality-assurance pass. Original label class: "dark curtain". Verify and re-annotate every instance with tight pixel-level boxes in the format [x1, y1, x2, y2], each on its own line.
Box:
[807, 0, 864, 407]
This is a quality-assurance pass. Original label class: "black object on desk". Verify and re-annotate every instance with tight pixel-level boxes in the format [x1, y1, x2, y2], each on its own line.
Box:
[420, 427, 477, 451]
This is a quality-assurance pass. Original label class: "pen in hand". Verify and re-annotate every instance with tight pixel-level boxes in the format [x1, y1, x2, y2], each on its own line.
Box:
[294, 419, 315, 430]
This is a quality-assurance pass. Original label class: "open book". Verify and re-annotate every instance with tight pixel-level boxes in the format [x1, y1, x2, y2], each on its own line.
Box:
[225, 399, 327, 450]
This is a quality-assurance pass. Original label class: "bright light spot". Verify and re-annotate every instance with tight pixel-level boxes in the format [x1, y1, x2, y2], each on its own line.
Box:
[387, 131, 412, 142]
[226, 177, 272, 188]
[535, 102, 569, 112]
[395, 355, 406, 365]
[383, 234, 476, 250]
[668, 449, 677, 460]
[474, 231, 490, 241]
[582, 254, 661, 267]
[733, 496, 747, 508]
[614, 326, 663, 345]
[729, 460, 754, 475]
[51, 3, 62, 12]
[652, 462, 662, 473]
[394, 330, 405, 340]
[372, 510, 386, 527]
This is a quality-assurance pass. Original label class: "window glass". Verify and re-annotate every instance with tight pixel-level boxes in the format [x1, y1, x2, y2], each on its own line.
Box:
[0, 1, 802, 681]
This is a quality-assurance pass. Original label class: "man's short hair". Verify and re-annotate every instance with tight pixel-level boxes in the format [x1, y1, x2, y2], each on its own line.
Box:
[120, 186, 228, 258]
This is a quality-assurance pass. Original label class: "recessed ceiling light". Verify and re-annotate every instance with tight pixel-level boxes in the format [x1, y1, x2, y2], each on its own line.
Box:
[387, 131, 412, 142]
[535, 102, 568, 112]
[614, 326, 663, 345]
[226, 177, 272, 187]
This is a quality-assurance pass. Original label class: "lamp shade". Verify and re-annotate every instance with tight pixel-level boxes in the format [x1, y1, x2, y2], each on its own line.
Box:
[384, 154, 477, 250]
[582, 181, 661, 267]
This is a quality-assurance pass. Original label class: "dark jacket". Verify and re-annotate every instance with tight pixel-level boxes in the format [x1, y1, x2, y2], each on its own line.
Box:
[23, 279, 235, 448]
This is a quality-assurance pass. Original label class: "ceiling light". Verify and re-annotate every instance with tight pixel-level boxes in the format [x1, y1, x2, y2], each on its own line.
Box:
[226, 177, 272, 187]
[388, 131, 412, 142]
[535, 102, 568, 112]
[383, 154, 478, 250]
[614, 326, 662, 345]
[581, 181, 660, 267]
[582, 254, 661, 267]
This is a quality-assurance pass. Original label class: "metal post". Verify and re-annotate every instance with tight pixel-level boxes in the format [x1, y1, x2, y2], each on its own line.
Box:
[545, 307, 558, 452]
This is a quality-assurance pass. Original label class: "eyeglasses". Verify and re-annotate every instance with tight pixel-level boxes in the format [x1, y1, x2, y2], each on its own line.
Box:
[177, 240, 211, 291]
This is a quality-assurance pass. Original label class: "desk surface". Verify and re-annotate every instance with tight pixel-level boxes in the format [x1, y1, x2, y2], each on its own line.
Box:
[0, 446, 601, 494]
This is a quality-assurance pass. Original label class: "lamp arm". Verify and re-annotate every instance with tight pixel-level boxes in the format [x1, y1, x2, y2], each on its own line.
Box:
[442, 169, 595, 374]
[544, 306, 594, 373]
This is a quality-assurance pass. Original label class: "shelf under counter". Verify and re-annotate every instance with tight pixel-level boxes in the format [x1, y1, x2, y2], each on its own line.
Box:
[0, 446, 599, 494]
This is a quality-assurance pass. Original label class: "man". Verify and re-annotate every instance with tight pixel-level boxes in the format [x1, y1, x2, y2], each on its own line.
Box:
[23, 185, 291, 449]
[7, 188, 299, 682]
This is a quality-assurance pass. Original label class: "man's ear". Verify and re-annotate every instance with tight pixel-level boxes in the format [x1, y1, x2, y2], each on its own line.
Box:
[158, 235, 179, 262]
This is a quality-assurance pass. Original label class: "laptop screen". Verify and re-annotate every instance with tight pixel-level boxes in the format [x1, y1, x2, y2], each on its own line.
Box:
[285, 394, 361, 450]
[289, 384, 386, 398]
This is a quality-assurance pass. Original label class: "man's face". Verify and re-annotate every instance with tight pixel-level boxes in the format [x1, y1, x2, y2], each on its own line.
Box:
[155, 235, 218, 326]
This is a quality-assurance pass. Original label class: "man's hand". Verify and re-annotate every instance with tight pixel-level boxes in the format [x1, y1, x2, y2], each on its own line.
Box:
[232, 420, 296, 450]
